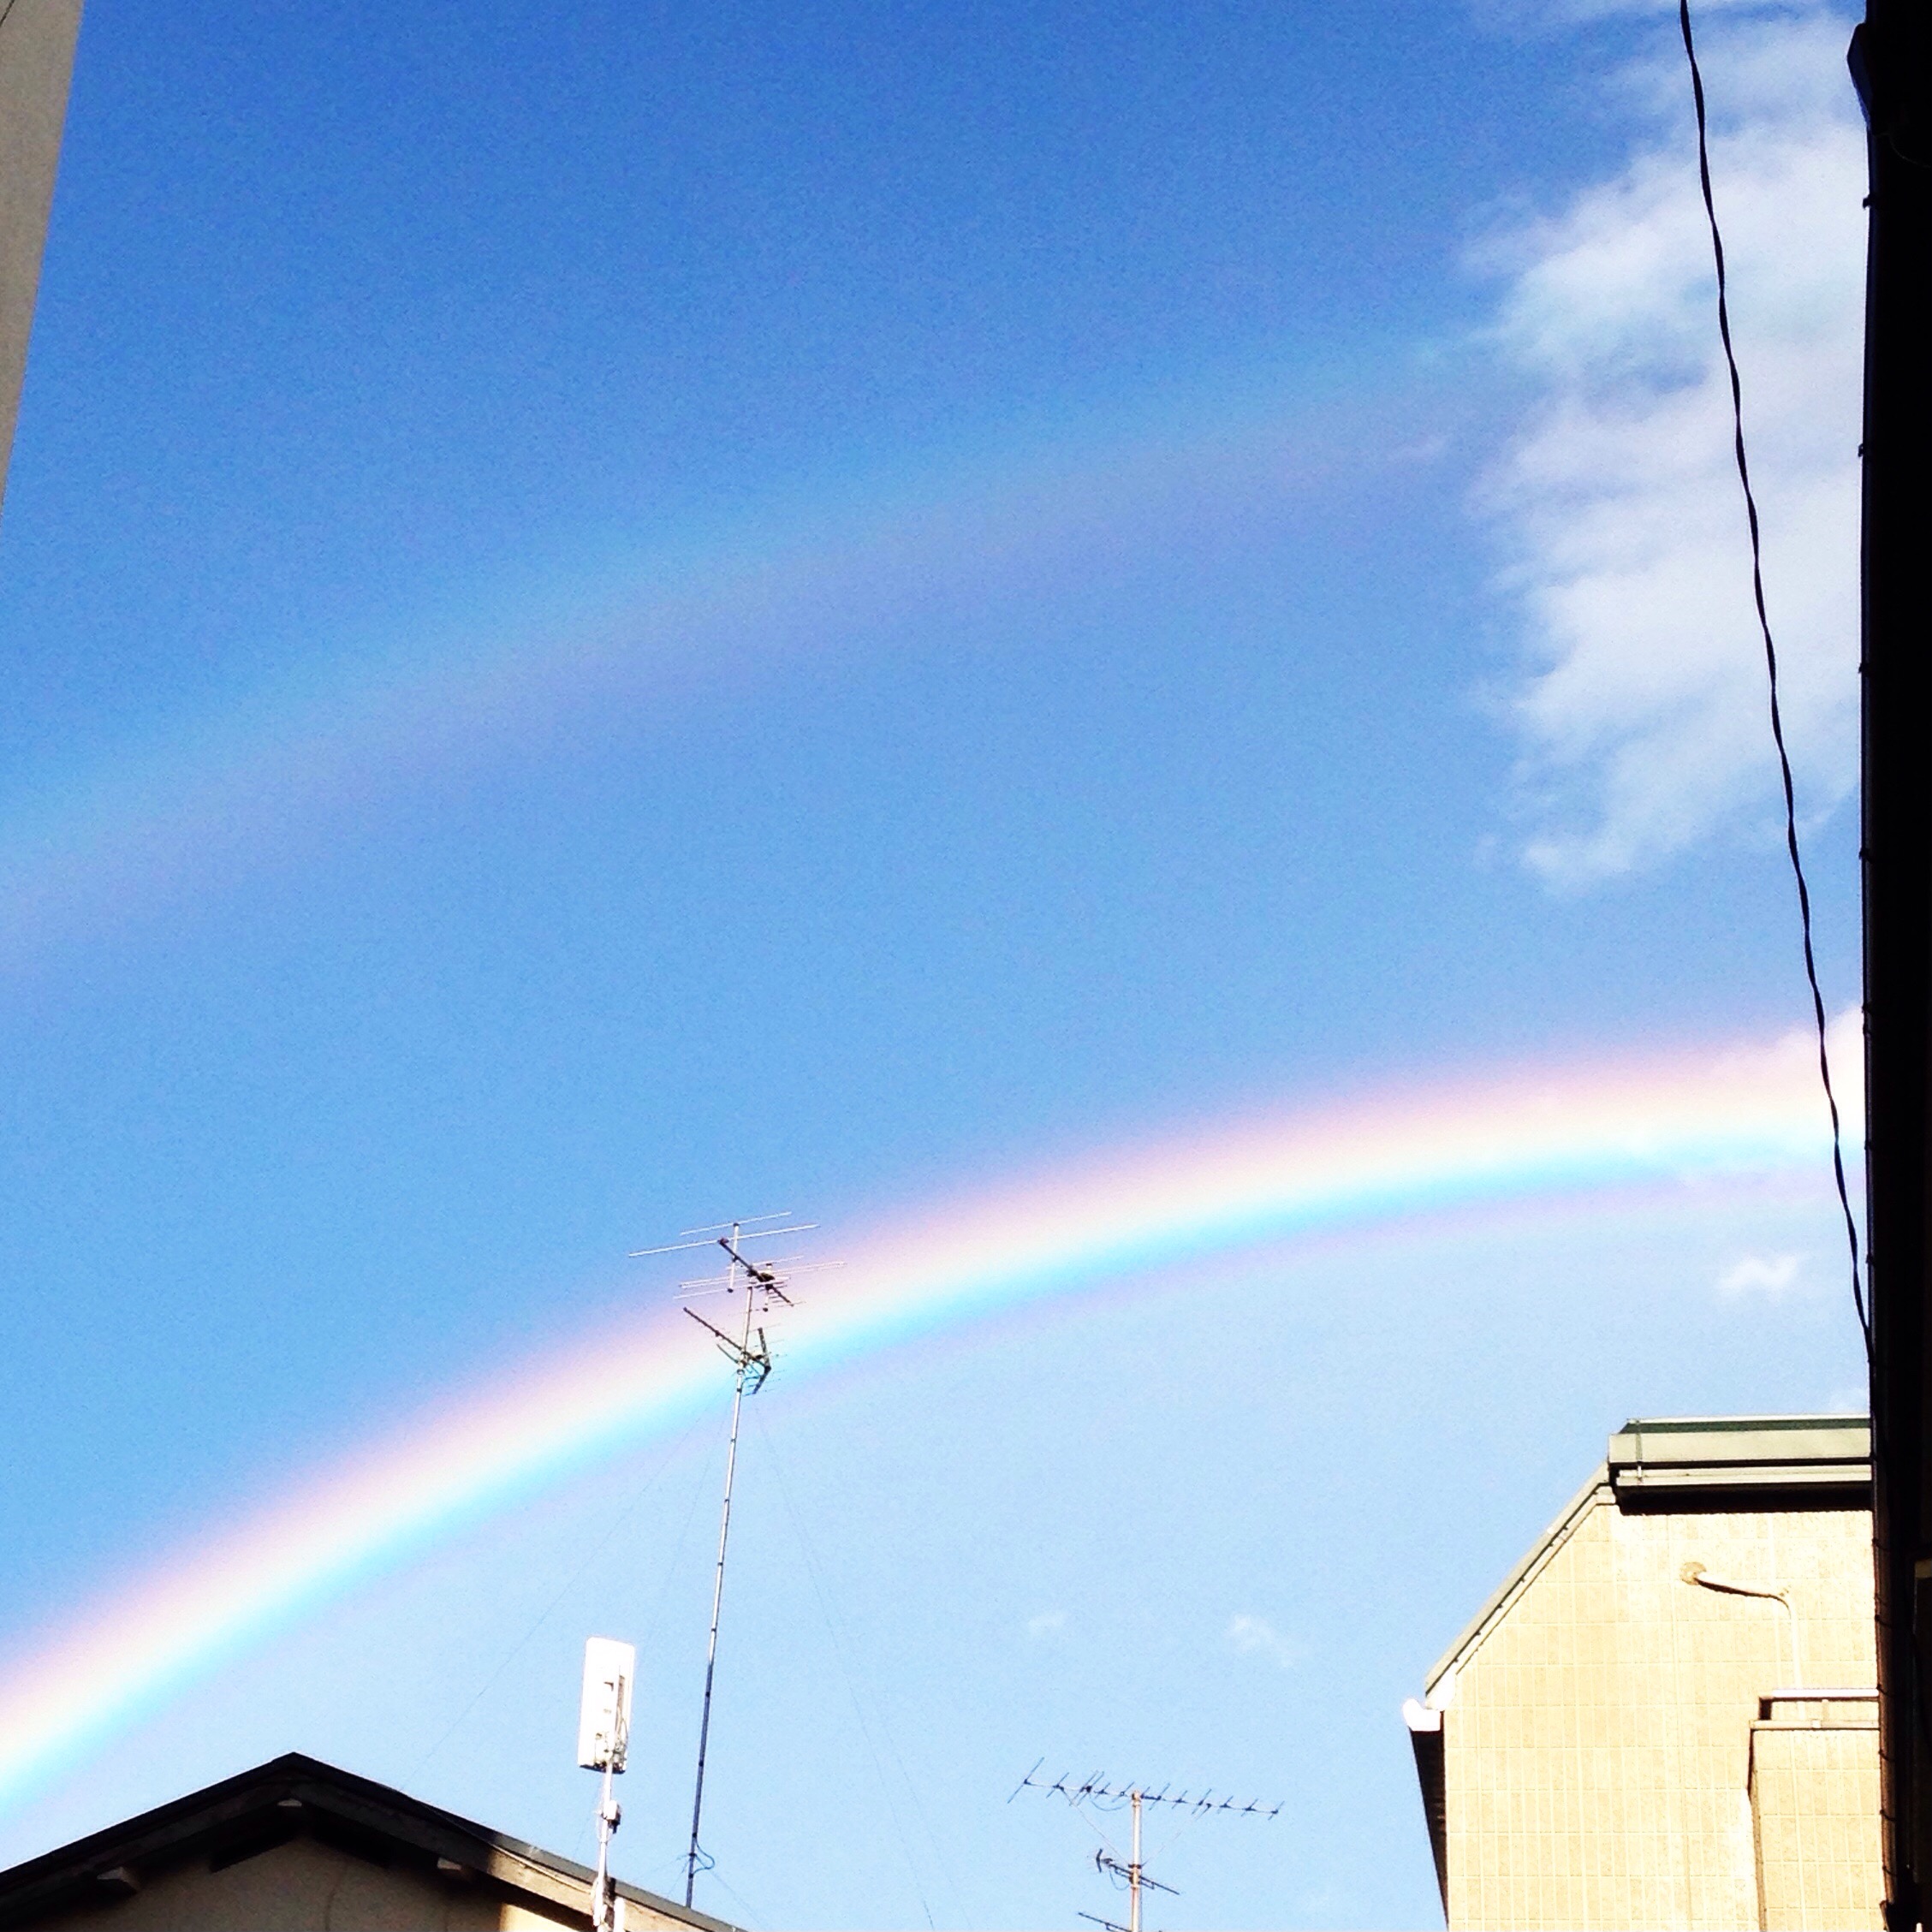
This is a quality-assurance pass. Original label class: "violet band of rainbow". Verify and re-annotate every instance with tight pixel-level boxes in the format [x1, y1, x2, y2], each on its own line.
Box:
[0, 1023, 1858, 1813]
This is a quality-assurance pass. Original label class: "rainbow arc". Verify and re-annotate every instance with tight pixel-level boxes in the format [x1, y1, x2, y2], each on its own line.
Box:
[0, 1023, 1855, 1813]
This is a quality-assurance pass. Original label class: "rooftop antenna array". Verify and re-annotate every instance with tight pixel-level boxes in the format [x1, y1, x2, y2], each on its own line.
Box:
[631, 1214, 830, 1908]
[1011, 1763, 1281, 1932]
[577, 1637, 636, 1932]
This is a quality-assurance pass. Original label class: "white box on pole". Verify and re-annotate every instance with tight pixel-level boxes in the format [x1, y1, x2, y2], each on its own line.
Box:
[578, 1637, 635, 1772]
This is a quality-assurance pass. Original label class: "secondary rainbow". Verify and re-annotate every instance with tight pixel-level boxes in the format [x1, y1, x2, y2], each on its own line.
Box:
[0, 366, 1364, 975]
[0, 1024, 1856, 1813]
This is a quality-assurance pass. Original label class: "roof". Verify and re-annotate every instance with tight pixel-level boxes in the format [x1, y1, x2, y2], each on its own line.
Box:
[0, 1751, 744, 1932]
[1402, 1413, 1872, 1915]
[1606, 1414, 1870, 1509]
[1421, 1414, 1870, 1703]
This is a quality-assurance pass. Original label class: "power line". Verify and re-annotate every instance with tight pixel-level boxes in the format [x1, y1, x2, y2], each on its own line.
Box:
[411, 1418, 702, 1776]
[753, 1403, 950, 1931]
[1677, 0, 1868, 1356]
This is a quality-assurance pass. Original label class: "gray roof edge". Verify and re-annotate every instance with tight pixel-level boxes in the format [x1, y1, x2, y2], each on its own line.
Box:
[1608, 1414, 1869, 1465]
[0, 1752, 740, 1932]
[1609, 1412, 1869, 1436]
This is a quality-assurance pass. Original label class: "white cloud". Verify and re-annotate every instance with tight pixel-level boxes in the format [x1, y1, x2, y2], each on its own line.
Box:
[1717, 1250, 1805, 1297]
[1481, 0, 1819, 27]
[1225, 1614, 1301, 1669]
[1026, 1611, 1067, 1639]
[1479, 5, 1864, 883]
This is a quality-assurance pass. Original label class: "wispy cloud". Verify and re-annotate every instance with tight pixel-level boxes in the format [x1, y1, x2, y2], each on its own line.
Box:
[1717, 1250, 1805, 1297]
[1026, 1611, 1067, 1640]
[1479, 4, 1863, 883]
[1225, 1614, 1300, 1669]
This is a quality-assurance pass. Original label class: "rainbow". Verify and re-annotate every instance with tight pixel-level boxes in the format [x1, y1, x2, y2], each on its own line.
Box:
[0, 1022, 1858, 1814]
[0, 361, 1380, 976]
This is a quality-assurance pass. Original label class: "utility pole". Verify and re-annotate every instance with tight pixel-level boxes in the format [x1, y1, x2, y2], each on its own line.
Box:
[1852, 3, 1932, 1923]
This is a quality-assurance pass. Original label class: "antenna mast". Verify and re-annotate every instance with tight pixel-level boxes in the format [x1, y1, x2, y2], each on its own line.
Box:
[1126, 1787, 1145, 1932]
[1011, 1763, 1281, 1932]
[632, 1214, 819, 1909]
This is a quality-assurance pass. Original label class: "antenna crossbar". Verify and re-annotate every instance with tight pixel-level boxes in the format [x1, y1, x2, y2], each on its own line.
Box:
[627, 1215, 816, 1259]
[1016, 1768, 1281, 1819]
[1014, 1763, 1281, 1932]
[1097, 1852, 1177, 1896]
[679, 1260, 838, 1299]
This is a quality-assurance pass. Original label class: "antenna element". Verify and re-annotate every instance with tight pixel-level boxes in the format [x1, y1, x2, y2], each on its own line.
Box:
[1013, 1767, 1281, 1932]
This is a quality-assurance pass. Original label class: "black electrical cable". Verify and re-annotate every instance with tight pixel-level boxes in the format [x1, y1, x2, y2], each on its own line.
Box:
[1678, 0, 1869, 1355]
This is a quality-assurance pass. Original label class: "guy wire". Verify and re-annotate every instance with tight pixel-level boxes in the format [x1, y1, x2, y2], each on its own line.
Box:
[412, 1413, 705, 1776]
[752, 1404, 950, 1930]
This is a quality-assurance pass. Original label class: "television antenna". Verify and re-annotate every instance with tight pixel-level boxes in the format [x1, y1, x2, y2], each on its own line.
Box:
[577, 1637, 635, 1932]
[631, 1214, 830, 1908]
[1010, 1763, 1281, 1932]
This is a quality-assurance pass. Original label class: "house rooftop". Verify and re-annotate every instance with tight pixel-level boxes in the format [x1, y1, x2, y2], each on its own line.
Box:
[1403, 1413, 1875, 1914]
[0, 1751, 740, 1932]
[1424, 1414, 1869, 1704]
[1606, 1413, 1870, 1509]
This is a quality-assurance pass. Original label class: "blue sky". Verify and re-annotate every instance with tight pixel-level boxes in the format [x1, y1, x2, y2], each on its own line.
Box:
[0, 3, 1871, 1926]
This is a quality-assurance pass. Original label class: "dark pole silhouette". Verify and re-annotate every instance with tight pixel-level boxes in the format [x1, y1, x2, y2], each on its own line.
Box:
[1852, 3, 1932, 1922]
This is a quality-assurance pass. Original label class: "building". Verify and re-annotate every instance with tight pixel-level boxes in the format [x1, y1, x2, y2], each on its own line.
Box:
[1405, 1416, 1878, 1932]
[0, 0, 80, 516]
[0, 1753, 740, 1932]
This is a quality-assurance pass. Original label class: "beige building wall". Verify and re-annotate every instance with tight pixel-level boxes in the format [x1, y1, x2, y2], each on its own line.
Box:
[1412, 1421, 1880, 1932]
[1751, 1697, 1881, 1932]
[19, 1829, 700, 1932]
[25, 1832, 566, 1931]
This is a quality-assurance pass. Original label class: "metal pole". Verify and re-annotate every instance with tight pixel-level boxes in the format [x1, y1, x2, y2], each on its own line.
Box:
[1853, 6, 1932, 1922]
[686, 1225, 754, 1907]
[592, 1754, 620, 1932]
[1129, 1789, 1142, 1932]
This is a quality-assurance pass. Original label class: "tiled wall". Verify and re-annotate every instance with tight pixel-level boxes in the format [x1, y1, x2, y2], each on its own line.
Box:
[1751, 1712, 1881, 1931]
[1442, 1500, 1876, 1931]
